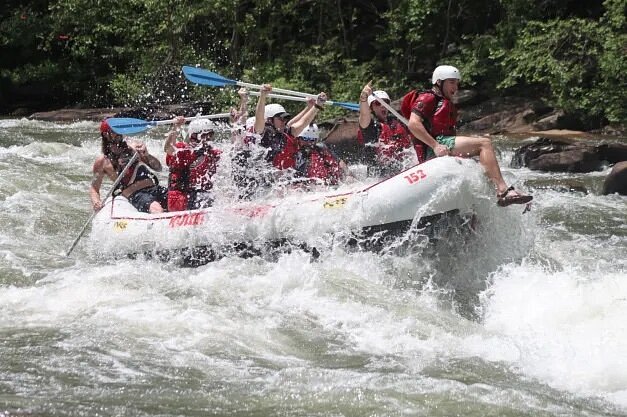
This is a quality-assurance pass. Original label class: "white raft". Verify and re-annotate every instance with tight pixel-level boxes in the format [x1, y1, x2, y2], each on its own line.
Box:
[89, 157, 485, 260]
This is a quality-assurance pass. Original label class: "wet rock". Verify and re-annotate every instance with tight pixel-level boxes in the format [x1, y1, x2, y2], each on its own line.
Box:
[511, 137, 575, 169]
[594, 124, 626, 137]
[531, 110, 565, 131]
[454, 89, 479, 105]
[458, 97, 551, 134]
[29, 108, 125, 122]
[596, 143, 627, 165]
[602, 161, 627, 195]
[527, 148, 603, 172]
[322, 118, 359, 144]
[10, 108, 31, 118]
[28, 102, 221, 123]
[512, 137, 627, 172]
[511, 137, 625, 172]
[526, 129, 594, 139]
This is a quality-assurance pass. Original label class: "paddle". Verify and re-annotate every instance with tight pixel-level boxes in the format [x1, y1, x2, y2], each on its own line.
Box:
[247, 91, 359, 112]
[108, 113, 231, 135]
[182, 66, 359, 111]
[370, 95, 410, 126]
[65, 152, 140, 257]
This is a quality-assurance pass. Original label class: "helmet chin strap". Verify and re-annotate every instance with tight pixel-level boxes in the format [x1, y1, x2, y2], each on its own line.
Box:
[434, 82, 449, 99]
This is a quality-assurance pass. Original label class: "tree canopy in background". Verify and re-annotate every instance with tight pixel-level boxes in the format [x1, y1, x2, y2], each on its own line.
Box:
[0, 0, 624, 125]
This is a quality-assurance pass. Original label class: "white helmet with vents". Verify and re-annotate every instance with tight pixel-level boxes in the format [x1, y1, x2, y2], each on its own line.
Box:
[432, 65, 461, 85]
[188, 118, 217, 134]
[367, 90, 390, 106]
[298, 123, 320, 141]
[264, 103, 290, 119]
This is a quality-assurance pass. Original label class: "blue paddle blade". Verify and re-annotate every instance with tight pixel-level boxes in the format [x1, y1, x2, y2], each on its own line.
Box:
[107, 118, 155, 135]
[182, 66, 238, 87]
[333, 101, 360, 111]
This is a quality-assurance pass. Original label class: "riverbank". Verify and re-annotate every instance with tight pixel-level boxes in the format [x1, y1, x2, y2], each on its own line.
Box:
[22, 97, 625, 142]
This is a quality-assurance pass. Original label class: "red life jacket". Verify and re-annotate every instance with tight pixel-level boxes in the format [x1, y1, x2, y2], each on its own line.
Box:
[166, 142, 188, 192]
[400, 89, 421, 120]
[187, 150, 220, 191]
[295, 144, 342, 185]
[271, 134, 299, 170]
[377, 119, 413, 162]
[403, 89, 456, 137]
[359, 116, 426, 165]
[166, 143, 221, 192]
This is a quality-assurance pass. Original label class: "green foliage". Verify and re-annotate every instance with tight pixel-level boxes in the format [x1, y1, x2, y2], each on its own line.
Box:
[448, 0, 625, 123]
[498, 19, 605, 98]
[0, 0, 623, 125]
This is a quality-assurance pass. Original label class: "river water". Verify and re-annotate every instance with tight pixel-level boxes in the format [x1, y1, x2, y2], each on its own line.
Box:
[0, 118, 625, 416]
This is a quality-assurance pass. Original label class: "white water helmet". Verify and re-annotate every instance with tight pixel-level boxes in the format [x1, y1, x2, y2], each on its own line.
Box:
[188, 118, 216, 134]
[265, 103, 290, 119]
[245, 116, 256, 130]
[298, 123, 320, 141]
[367, 90, 391, 106]
[432, 65, 461, 84]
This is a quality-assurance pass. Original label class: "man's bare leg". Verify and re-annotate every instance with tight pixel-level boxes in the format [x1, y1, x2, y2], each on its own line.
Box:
[450, 135, 509, 194]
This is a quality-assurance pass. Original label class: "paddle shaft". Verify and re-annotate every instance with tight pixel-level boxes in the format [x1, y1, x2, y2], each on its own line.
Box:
[65, 152, 140, 257]
[249, 91, 309, 103]
[153, 113, 231, 127]
[248, 91, 356, 109]
[182, 67, 357, 110]
[233, 80, 315, 99]
[371, 95, 410, 126]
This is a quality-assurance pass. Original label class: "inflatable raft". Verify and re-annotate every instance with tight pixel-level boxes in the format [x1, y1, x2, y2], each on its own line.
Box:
[89, 157, 485, 264]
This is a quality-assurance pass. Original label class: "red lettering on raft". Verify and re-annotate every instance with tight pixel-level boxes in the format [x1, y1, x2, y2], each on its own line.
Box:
[168, 212, 205, 228]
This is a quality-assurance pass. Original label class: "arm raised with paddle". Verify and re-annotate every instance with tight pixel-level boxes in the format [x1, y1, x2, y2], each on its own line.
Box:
[182, 66, 358, 112]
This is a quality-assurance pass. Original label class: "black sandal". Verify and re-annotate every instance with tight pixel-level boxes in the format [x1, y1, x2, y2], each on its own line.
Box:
[497, 186, 533, 207]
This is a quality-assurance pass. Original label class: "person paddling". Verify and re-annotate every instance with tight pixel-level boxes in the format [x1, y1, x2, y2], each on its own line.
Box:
[358, 82, 425, 177]
[253, 84, 327, 171]
[293, 123, 347, 187]
[90, 119, 166, 213]
[406, 65, 532, 207]
[164, 117, 221, 211]
[229, 89, 266, 200]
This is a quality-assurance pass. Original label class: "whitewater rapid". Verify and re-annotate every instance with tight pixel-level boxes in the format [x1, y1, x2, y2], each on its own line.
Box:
[0, 119, 625, 416]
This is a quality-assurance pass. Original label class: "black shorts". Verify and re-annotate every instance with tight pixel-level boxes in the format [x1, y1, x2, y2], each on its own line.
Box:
[128, 185, 168, 213]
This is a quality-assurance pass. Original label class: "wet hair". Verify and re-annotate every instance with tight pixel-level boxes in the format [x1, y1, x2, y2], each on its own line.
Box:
[101, 132, 130, 171]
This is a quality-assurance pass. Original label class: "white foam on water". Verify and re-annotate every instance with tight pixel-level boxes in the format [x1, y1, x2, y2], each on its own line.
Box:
[2, 118, 625, 415]
[0, 118, 96, 130]
[481, 262, 627, 407]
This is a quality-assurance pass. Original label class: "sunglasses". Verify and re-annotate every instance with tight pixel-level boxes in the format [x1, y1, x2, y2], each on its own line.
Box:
[372, 100, 390, 107]
[191, 131, 215, 140]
